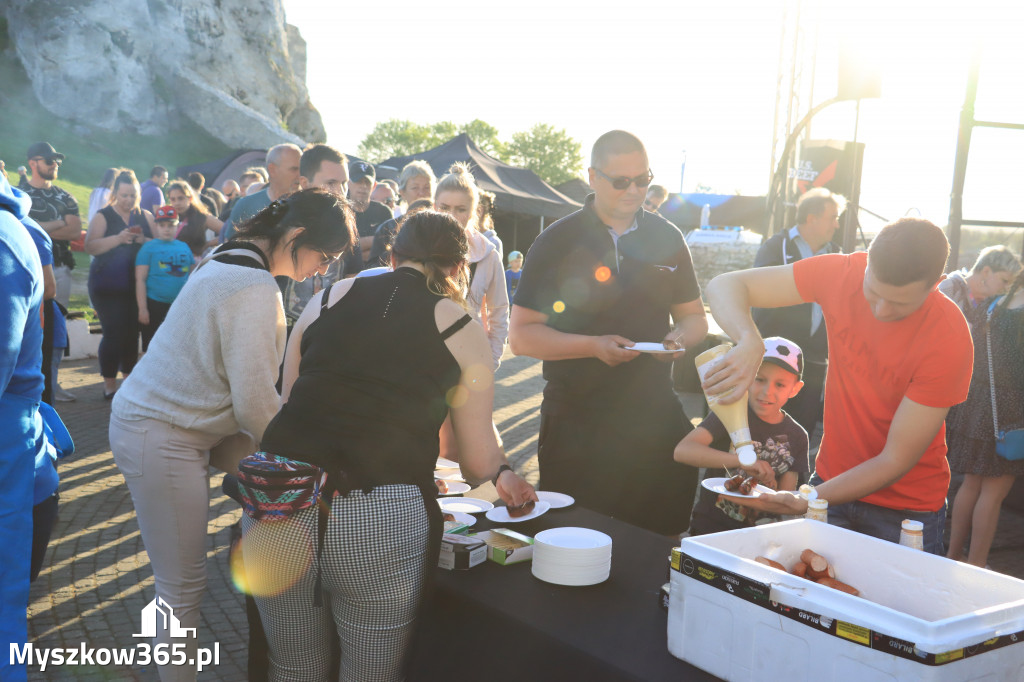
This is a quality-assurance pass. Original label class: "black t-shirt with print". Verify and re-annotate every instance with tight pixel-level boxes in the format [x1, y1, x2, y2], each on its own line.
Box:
[22, 183, 80, 270]
[689, 404, 809, 535]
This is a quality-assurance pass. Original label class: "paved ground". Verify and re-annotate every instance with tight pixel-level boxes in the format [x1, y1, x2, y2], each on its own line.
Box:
[26, 355, 1024, 680]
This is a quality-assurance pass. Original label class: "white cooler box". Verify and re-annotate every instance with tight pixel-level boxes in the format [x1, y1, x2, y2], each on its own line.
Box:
[668, 519, 1024, 681]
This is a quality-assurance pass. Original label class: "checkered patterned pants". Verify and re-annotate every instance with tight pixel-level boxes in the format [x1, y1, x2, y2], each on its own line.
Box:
[241, 484, 431, 682]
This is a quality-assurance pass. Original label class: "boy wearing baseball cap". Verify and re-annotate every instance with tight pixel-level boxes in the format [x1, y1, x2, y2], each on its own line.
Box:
[675, 336, 810, 535]
[505, 250, 523, 303]
[135, 206, 193, 351]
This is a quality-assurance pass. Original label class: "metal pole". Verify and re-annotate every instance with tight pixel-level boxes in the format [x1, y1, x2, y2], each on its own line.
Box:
[843, 100, 862, 254]
[947, 45, 982, 271]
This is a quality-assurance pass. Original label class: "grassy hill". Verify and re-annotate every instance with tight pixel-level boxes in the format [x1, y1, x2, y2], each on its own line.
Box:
[0, 47, 233, 211]
[1, 43, 234, 317]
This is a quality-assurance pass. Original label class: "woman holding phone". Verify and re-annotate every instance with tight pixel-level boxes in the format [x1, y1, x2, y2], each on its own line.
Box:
[84, 168, 153, 397]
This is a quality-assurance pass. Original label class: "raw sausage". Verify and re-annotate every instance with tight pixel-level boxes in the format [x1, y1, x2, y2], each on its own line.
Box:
[816, 577, 860, 596]
[755, 556, 786, 571]
[790, 561, 808, 578]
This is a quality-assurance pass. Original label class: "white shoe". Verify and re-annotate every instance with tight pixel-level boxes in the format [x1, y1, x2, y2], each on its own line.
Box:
[54, 386, 77, 402]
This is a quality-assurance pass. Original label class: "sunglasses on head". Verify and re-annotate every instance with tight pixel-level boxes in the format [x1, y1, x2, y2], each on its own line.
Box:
[594, 167, 653, 190]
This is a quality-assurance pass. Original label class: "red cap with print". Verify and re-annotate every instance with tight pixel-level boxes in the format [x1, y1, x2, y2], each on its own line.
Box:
[154, 205, 179, 222]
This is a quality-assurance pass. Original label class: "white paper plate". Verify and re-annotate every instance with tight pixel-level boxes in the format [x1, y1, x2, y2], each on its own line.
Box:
[623, 342, 677, 354]
[536, 491, 574, 509]
[435, 481, 471, 496]
[435, 457, 460, 468]
[535, 527, 612, 550]
[438, 497, 493, 514]
[434, 470, 466, 482]
[701, 476, 774, 500]
[532, 562, 610, 586]
[485, 501, 551, 524]
[442, 510, 476, 527]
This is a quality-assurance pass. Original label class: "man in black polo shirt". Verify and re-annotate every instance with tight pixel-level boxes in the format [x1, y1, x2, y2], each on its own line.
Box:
[509, 130, 707, 535]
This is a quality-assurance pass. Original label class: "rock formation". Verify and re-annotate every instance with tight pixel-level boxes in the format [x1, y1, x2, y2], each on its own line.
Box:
[4, 0, 325, 148]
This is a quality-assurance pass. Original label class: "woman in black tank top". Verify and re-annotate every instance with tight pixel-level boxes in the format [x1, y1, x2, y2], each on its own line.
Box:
[243, 211, 536, 681]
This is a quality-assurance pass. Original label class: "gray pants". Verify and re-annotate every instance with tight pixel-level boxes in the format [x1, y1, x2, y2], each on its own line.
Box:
[109, 414, 253, 682]
[242, 485, 430, 682]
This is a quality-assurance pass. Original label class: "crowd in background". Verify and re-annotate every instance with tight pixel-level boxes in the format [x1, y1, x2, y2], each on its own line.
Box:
[2, 131, 1023, 682]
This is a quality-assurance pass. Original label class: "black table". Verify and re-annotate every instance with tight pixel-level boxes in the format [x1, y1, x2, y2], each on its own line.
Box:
[408, 504, 718, 681]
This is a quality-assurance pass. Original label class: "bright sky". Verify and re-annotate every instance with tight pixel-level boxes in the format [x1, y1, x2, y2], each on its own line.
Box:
[285, 0, 1022, 235]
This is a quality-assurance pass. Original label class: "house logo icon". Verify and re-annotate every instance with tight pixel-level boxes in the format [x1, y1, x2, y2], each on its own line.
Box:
[133, 596, 197, 639]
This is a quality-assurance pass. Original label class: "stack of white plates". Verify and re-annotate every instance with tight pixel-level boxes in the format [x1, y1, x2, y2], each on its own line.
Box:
[531, 527, 612, 586]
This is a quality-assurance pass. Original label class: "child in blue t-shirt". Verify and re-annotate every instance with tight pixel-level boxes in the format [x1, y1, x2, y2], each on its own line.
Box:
[674, 337, 809, 535]
[505, 250, 523, 304]
[135, 206, 193, 351]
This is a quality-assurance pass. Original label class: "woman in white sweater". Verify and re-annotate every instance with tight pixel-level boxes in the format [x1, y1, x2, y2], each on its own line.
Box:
[434, 163, 508, 369]
[109, 188, 355, 682]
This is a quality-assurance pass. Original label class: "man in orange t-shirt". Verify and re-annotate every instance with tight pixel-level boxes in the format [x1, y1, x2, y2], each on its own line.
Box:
[701, 218, 973, 553]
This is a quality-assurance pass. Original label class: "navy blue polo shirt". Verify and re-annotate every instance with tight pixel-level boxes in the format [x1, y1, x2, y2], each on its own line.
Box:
[514, 194, 701, 406]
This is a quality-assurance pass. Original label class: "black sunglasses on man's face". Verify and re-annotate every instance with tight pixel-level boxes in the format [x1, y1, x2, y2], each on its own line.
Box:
[594, 167, 653, 191]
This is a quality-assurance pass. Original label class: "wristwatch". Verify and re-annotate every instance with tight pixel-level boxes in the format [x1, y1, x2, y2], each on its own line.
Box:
[492, 464, 512, 486]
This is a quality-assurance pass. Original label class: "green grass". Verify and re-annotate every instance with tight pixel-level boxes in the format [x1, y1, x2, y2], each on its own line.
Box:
[1, 49, 234, 318]
[0, 50, 232, 209]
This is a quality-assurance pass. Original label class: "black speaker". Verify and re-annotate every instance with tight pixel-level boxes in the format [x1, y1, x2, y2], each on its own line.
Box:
[837, 39, 882, 101]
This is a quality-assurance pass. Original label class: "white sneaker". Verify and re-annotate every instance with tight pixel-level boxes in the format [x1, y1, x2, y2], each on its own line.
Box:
[54, 386, 77, 402]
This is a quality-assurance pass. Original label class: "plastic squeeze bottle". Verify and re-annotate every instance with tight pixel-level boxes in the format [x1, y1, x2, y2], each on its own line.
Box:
[694, 344, 757, 466]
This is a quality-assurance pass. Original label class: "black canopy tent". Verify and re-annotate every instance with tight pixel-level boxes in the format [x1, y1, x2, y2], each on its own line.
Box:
[378, 134, 581, 253]
[555, 178, 592, 204]
[379, 134, 581, 219]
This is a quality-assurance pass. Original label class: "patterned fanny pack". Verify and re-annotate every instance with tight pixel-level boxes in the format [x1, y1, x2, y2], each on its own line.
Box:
[237, 452, 328, 521]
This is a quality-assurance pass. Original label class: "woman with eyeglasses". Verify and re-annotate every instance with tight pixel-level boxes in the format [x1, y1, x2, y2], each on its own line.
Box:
[165, 180, 224, 261]
[240, 209, 535, 681]
[109, 188, 355, 682]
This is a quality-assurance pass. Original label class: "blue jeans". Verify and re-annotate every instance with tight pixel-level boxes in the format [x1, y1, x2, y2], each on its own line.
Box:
[809, 474, 946, 554]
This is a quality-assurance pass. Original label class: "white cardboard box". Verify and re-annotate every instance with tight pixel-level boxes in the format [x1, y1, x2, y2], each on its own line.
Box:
[668, 520, 1024, 681]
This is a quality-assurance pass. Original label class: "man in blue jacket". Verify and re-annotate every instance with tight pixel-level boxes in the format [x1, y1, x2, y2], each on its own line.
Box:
[0, 172, 46, 682]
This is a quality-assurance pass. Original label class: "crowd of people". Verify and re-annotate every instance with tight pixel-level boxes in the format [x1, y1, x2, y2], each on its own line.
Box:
[1, 128, 1022, 681]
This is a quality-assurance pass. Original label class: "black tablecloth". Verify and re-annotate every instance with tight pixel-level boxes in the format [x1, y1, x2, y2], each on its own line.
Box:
[407, 504, 718, 681]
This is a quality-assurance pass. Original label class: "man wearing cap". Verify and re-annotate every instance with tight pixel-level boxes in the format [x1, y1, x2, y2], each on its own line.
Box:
[703, 218, 973, 553]
[22, 142, 80, 309]
[509, 130, 708, 535]
[221, 143, 302, 242]
[347, 161, 393, 263]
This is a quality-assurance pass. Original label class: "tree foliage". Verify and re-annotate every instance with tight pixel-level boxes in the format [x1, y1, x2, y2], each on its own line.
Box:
[357, 119, 582, 186]
[504, 124, 583, 186]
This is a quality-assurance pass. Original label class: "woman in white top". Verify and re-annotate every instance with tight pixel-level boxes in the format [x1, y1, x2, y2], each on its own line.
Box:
[434, 162, 508, 369]
[109, 188, 355, 682]
[87, 168, 117, 223]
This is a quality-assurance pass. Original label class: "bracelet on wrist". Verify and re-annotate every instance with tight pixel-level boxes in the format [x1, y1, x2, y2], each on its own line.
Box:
[492, 464, 512, 486]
